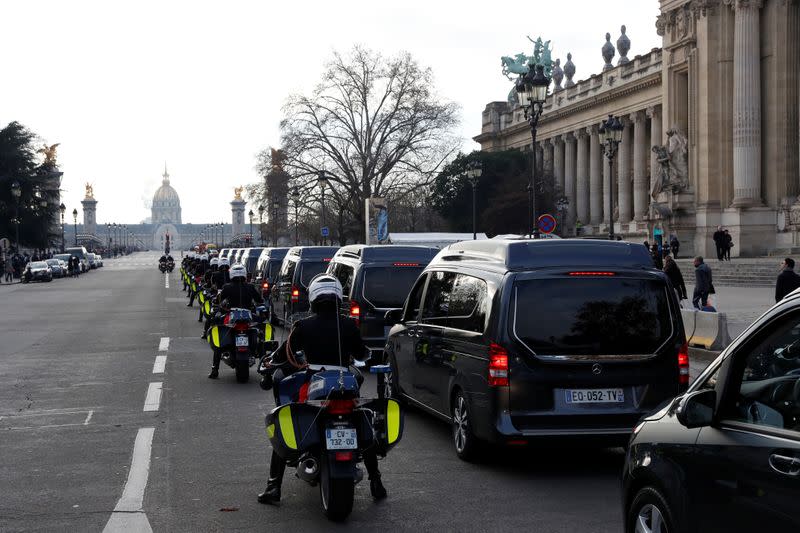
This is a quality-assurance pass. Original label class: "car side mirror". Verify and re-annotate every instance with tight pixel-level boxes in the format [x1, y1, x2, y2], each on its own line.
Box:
[385, 308, 403, 326]
[676, 389, 716, 428]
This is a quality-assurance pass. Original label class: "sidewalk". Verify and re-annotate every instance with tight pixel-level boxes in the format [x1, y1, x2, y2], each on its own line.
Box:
[685, 283, 774, 339]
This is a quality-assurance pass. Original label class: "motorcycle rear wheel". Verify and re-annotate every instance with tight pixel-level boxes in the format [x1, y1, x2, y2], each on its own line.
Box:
[235, 360, 249, 383]
[319, 454, 354, 522]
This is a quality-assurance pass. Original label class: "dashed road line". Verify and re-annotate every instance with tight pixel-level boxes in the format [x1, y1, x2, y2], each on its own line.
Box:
[164, 272, 169, 289]
[152, 355, 167, 374]
[83, 410, 94, 425]
[102, 427, 155, 533]
[158, 337, 169, 351]
[142, 383, 163, 412]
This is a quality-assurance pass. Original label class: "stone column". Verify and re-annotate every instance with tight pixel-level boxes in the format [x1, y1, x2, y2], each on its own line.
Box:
[553, 135, 565, 195]
[730, 0, 763, 206]
[618, 117, 632, 223]
[564, 133, 577, 230]
[589, 125, 602, 224]
[631, 110, 648, 221]
[647, 105, 662, 184]
[576, 129, 590, 225]
[543, 139, 554, 178]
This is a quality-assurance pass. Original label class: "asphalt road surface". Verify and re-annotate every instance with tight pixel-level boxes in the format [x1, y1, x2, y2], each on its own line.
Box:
[0, 252, 712, 532]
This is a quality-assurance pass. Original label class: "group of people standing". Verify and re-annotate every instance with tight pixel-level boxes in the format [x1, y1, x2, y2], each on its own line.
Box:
[712, 226, 734, 261]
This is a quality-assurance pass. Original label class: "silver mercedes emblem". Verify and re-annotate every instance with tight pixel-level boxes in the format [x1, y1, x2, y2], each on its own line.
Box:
[591, 363, 602, 375]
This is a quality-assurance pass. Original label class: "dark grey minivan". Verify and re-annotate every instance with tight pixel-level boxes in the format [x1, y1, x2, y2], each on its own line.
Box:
[385, 239, 688, 460]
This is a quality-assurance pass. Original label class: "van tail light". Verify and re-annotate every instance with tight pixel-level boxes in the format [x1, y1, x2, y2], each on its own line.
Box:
[678, 342, 690, 386]
[349, 301, 361, 327]
[325, 399, 355, 415]
[291, 285, 300, 303]
[262, 281, 270, 291]
[488, 342, 509, 387]
[568, 271, 616, 276]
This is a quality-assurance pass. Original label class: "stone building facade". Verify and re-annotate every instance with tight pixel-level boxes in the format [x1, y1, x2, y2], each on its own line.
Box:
[474, 0, 800, 257]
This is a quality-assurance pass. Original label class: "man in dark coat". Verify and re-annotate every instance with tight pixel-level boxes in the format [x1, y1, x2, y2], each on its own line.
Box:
[692, 256, 713, 309]
[775, 258, 800, 302]
[712, 226, 725, 261]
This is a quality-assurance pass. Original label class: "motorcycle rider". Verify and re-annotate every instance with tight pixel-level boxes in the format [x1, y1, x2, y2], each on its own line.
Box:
[187, 254, 209, 307]
[257, 274, 387, 505]
[212, 257, 231, 290]
[208, 263, 263, 379]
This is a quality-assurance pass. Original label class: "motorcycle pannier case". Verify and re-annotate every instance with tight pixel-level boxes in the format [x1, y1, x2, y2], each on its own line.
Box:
[265, 403, 321, 461]
[362, 398, 404, 453]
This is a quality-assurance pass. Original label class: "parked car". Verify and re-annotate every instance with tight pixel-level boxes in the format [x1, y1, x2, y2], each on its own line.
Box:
[23, 261, 53, 282]
[254, 247, 289, 300]
[239, 247, 265, 281]
[45, 258, 67, 278]
[87, 254, 98, 269]
[327, 245, 438, 356]
[270, 246, 339, 326]
[622, 291, 800, 533]
[384, 238, 688, 461]
[65, 246, 90, 272]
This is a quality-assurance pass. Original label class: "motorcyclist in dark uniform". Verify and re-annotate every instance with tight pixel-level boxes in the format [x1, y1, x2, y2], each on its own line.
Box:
[257, 274, 387, 505]
[211, 257, 231, 290]
[187, 254, 209, 307]
[208, 263, 263, 379]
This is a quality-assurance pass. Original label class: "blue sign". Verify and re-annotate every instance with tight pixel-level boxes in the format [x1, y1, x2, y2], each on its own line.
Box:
[537, 214, 557, 234]
[321, 226, 330, 237]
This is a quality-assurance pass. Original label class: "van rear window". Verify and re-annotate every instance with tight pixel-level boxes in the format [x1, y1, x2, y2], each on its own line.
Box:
[512, 277, 672, 356]
[363, 266, 423, 309]
[299, 261, 329, 287]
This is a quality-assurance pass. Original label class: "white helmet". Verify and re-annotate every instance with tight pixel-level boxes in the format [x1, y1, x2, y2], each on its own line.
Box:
[210, 257, 219, 266]
[230, 263, 247, 280]
[218, 257, 230, 267]
[308, 274, 343, 303]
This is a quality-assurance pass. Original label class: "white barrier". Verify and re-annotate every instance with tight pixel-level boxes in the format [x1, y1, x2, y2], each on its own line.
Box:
[681, 309, 732, 351]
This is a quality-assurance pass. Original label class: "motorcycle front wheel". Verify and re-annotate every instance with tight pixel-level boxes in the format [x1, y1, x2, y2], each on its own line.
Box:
[319, 454, 354, 522]
[235, 360, 249, 383]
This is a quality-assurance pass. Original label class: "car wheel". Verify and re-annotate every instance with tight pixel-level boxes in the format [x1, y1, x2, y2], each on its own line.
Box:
[451, 390, 483, 462]
[627, 487, 678, 533]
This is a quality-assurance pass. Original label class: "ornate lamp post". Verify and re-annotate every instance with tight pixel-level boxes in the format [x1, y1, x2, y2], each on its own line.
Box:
[72, 208, 78, 245]
[317, 171, 329, 245]
[258, 204, 265, 246]
[11, 180, 21, 251]
[465, 161, 483, 240]
[272, 194, 279, 247]
[60, 203, 66, 252]
[555, 196, 569, 237]
[599, 114, 624, 240]
[106, 223, 110, 251]
[248, 209, 254, 246]
[516, 63, 551, 238]
[291, 186, 300, 246]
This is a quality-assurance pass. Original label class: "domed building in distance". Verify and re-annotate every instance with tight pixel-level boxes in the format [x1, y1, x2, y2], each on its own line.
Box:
[151, 165, 182, 225]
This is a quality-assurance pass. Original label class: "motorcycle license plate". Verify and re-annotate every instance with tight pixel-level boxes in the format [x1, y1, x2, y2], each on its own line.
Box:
[235, 336, 249, 347]
[325, 428, 357, 450]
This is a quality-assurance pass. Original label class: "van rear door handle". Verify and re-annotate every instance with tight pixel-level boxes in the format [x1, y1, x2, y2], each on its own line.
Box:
[769, 453, 800, 476]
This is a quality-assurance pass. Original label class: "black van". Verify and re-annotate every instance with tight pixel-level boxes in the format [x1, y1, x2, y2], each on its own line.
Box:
[270, 246, 339, 326]
[327, 245, 439, 355]
[254, 247, 289, 300]
[239, 247, 265, 281]
[385, 239, 687, 460]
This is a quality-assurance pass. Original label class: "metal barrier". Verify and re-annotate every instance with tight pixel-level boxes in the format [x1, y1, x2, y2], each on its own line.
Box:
[681, 309, 732, 351]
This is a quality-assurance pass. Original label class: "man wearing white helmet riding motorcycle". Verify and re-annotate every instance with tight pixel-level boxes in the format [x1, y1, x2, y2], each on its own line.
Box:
[257, 274, 387, 505]
[208, 263, 263, 379]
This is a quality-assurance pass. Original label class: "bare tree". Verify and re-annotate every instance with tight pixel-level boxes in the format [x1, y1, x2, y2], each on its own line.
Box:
[273, 46, 461, 239]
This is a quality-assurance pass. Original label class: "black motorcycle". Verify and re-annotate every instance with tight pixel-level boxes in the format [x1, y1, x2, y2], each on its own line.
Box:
[206, 307, 265, 383]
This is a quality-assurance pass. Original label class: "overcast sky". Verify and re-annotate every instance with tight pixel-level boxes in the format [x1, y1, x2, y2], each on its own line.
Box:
[0, 0, 661, 225]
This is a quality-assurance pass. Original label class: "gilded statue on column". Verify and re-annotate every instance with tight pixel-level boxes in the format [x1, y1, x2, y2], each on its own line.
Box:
[85, 182, 94, 199]
[233, 186, 244, 200]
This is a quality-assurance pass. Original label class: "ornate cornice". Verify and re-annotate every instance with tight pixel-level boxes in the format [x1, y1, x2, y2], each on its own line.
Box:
[658, 0, 720, 37]
[722, 0, 763, 8]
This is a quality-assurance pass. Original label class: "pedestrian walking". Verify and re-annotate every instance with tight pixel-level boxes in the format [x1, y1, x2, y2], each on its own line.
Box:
[723, 229, 733, 261]
[692, 256, 714, 309]
[775, 257, 800, 302]
[712, 226, 725, 261]
[669, 234, 680, 258]
[664, 255, 687, 303]
[651, 244, 663, 270]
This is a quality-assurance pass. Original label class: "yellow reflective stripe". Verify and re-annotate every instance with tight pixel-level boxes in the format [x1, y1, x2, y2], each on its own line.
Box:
[264, 323, 273, 342]
[387, 399, 400, 444]
[204, 300, 211, 315]
[211, 326, 220, 348]
[278, 407, 297, 450]
[267, 423, 275, 439]
[199, 292, 205, 304]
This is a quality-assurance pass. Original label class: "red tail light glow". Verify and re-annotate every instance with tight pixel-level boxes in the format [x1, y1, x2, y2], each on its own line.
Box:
[262, 282, 270, 290]
[488, 342, 509, 387]
[291, 286, 300, 303]
[335, 451, 353, 461]
[325, 399, 355, 415]
[349, 301, 361, 327]
[393, 262, 420, 267]
[678, 341, 690, 385]
[568, 271, 616, 276]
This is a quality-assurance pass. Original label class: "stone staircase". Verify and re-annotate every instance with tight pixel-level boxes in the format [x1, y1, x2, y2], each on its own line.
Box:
[675, 257, 780, 287]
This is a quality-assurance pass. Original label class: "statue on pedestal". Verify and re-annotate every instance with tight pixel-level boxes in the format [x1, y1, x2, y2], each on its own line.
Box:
[650, 126, 689, 198]
[85, 183, 94, 199]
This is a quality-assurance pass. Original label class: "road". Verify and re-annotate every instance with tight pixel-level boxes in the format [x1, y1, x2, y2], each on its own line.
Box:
[0, 251, 713, 532]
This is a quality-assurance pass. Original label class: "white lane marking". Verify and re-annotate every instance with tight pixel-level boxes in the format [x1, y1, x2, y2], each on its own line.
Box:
[102, 427, 155, 533]
[142, 383, 163, 412]
[158, 337, 169, 351]
[152, 355, 167, 374]
[164, 272, 169, 289]
[84, 410, 94, 425]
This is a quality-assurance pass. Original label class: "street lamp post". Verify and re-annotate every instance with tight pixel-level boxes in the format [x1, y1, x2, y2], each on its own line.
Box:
[317, 171, 329, 245]
[272, 194, 279, 247]
[106, 223, 110, 251]
[258, 205, 265, 246]
[72, 208, 78, 246]
[516, 63, 551, 239]
[248, 209, 254, 246]
[60, 203, 66, 252]
[599, 114, 624, 240]
[291, 186, 300, 246]
[11, 181, 21, 252]
[465, 161, 483, 240]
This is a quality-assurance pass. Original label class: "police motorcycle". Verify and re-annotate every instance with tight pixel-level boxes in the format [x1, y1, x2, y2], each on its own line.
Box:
[159, 257, 168, 273]
[259, 299, 403, 520]
[166, 256, 175, 273]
